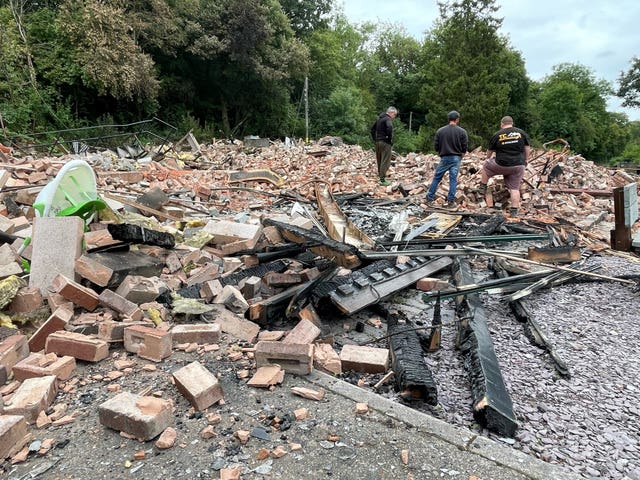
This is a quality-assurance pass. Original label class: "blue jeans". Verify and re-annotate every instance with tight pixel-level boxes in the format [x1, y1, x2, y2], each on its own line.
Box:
[426, 155, 461, 202]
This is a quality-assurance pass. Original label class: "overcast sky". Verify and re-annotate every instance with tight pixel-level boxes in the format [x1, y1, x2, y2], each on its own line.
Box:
[339, 0, 640, 120]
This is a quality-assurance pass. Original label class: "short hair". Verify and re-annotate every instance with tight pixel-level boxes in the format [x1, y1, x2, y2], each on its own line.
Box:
[447, 111, 460, 120]
[500, 116, 514, 125]
[387, 106, 398, 115]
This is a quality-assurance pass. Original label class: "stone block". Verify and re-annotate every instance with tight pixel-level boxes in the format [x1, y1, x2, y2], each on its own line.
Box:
[29, 217, 84, 294]
[28, 306, 73, 352]
[45, 331, 109, 362]
[255, 341, 313, 375]
[171, 324, 220, 344]
[340, 344, 389, 374]
[172, 361, 223, 411]
[3, 375, 57, 422]
[98, 392, 173, 441]
[124, 325, 172, 362]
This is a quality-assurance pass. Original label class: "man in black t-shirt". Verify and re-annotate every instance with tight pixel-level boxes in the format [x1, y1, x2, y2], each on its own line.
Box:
[477, 116, 530, 217]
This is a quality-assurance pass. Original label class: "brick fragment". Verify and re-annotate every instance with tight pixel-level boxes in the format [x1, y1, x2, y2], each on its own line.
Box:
[50, 274, 100, 311]
[97, 320, 149, 343]
[115, 275, 166, 304]
[45, 331, 109, 362]
[290, 386, 325, 401]
[240, 276, 261, 300]
[416, 277, 450, 292]
[200, 279, 223, 302]
[255, 341, 313, 375]
[220, 468, 241, 480]
[99, 289, 143, 321]
[75, 255, 114, 287]
[282, 319, 321, 345]
[124, 325, 172, 362]
[208, 305, 259, 343]
[155, 426, 177, 449]
[313, 343, 342, 375]
[98, 392, 173, 441]
[0, 334, 29, 374]
[247, 365, 284, 388]
[3, 375, 58, 423]
[6, 287, 43, 314]
[12, 352, 76, 381]
[172, 361, 223, 411]
[340, 344, 389, 374]
[28, 306, 73, 352]
[170, 324, 220, 344]
[213, 285, 249, 314]
[0, 415, 30, 460]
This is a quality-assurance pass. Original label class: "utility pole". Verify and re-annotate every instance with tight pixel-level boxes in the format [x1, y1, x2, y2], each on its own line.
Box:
[304, 76, 309, 144]
[409, 111, 413, 133]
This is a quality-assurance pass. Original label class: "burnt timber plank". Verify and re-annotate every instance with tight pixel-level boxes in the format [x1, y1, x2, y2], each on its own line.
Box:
[454, 256, 518, 437]
[329, 256, 452, 315]
[262, 218, 362, 269]
[384, 308, 438, 405]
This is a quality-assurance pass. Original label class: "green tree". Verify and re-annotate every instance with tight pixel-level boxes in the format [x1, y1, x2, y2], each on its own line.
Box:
[279, 0, 333, 37]
[532, 63, 627, 162]
[618, 57, 640, 109]
[417, 0, 529, 149]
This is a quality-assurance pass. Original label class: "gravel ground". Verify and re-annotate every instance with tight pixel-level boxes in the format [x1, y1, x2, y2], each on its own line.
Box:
[365, 253, 640, 480]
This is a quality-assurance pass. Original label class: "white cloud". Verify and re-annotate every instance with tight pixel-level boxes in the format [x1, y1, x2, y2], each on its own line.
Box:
[340, 0, 640, 120]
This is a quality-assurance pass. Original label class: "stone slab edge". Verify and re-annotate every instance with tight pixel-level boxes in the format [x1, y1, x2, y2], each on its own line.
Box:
[304, 370, 584, 480]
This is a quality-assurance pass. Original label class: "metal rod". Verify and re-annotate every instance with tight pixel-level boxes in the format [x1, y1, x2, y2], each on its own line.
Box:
[466, 247, 636, 286]
[378, 233, 550, 247]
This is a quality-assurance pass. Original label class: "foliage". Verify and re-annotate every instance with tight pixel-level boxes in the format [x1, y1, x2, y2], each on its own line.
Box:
[618, 57, 640, 108]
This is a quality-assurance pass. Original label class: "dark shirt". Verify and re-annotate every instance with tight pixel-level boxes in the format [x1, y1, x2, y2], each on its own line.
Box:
[434, 124, 468, 157]
[371, 113, 394, 145]
[489, 126, 530, 166]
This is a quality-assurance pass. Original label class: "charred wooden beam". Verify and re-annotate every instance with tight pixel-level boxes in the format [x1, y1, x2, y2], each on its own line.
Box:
[329, 256, 453, 315]
[377, 232, 551, 248]
[527, 245, 581, 263]
[454, 256, 518, 437]
[107, 223, 175, 248]
[315, 183, 375, 250]
[220, 259, 288, 287]
[262, 218, 362, 269]
[383, 308, 438, 405]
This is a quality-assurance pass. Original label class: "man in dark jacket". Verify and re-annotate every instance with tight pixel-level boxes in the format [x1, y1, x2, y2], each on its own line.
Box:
[477, 116, 530, 217]
[426, 110, 468, 207]
[371, 106, 398, 186]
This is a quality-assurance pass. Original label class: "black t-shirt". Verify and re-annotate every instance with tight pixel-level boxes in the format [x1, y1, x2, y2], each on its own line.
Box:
[489, 126, 530, 166]
[434, 124, 468, 157]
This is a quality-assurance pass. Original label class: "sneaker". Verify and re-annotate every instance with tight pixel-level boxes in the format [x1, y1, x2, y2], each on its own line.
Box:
[379, 178, 390, 186]
[445, 200, 456, 209]
[509, 207, 519, 217]
[425, 197, 434, 206]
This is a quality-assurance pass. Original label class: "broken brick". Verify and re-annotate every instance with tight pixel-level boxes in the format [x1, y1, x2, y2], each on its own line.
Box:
[50, 274, 100, 311]
[313, 343, 342, 375]
[99, 289, 143, 321]
[170, 324, 220, 345]
[124, 325, 172, 362]
[12, 352, 76, 381]
[340, 344, 389, 374]
[282, 319, 321, 345]
[0, 415, 30, 460]
[255, 341, 313, 375]
[172, 361, 223, 411]
[0, 334, 30, 374]
[28, 306, 73, 353]
[247, 365, 284, 388]
[98, 392, 173, 441]
[45, 331, 109, 362]
[3, 375, 58, 423]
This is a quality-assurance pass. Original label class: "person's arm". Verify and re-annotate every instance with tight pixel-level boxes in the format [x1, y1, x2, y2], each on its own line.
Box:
[524, 145, 531, 164]
[486, 149, 494, 160]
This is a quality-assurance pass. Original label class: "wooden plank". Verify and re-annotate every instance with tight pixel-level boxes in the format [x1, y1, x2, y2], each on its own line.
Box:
[101, 191, 182, 222]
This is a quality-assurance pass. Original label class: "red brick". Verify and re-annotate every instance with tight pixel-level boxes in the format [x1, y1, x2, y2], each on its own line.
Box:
[170, 324, 220, 344]
[0, 334, 29, 374]
[172, 361, 223, 411]
[123, 325, 172, 362]
[99, 289, 143, 321]
[98, 392, 173, 441]
[28, 306, 73, 352]
[282, 319, 321, 345]
[339, 345, 389, 374]
[0, 415, 30, 459]
[208, 305, 259, 343]
[50, 274, 100, 311]
[255, 341, 313, 375]
[3, 375, 58, 422]
[416, 277, 450, 292]
[115, 275, 166, 304]
[6, 287, 44, 314]
[29, 216, 84, 294]
[75, 255, 114, 287]
[97, 320, 150, 343]
[213, 285, 249, 314]
[200, 279, 223, 302]
[313, 343, 342, 375]
[45, 331, 109, 362]
[46, 292, 74, 312]
[12, 352, 76, 381]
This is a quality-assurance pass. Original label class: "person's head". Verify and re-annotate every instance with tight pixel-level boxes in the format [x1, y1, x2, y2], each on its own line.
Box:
[447, 111, 460, 123]
[500, 116, 514, 127]
[387, 106, 398, 118]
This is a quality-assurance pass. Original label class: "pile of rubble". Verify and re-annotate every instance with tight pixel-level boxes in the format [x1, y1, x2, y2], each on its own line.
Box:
[0, 137, 638, 479]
